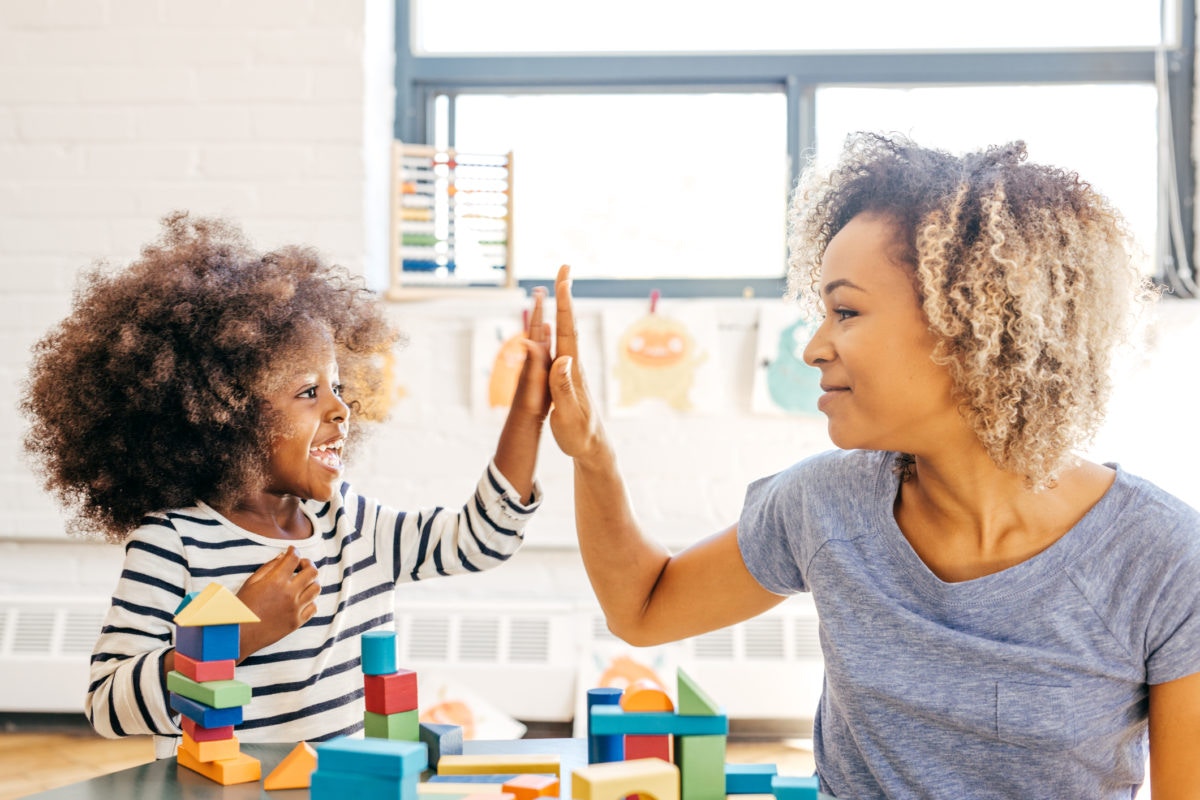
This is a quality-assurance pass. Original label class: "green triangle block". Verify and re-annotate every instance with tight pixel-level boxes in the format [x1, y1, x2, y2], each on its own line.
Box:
[677, 666, 720, 716]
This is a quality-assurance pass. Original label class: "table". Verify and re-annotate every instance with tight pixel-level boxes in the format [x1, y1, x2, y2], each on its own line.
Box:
[25, 738, 589, 800]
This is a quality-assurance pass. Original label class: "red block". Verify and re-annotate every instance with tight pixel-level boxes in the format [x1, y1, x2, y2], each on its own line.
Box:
[624, 733, 671, 762]
[363, 670, 417, 715]
[175, 652, 235, 683]
[181, 716, 235, 742]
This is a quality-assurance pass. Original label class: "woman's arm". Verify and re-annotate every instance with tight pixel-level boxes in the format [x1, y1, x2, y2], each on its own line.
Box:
[548, 265, 784, 645]
[1148, 670, 1200, 798]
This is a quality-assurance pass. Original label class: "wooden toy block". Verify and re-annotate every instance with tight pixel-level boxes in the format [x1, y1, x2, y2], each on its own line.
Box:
[620, 678, 674, 712]
[771, 775, 819, 800]
[589, 706, 727, 737]
[167, 671, 252, 709]
[365, 669, 419, 714]
[174, 591, 200, 616]
[428, 774, 525, 783]
[675, 734, 725, 800]
[501, 773, 560, 800]
[418, 784, 511, 795]
[725, 763, 777, 794]
[173, 582, 260, 626]
[365, 708, 420, 740]
[311, 769, 417, 800]
[169, 692, 243, 729]
[571, 758, 680, 800]
[176, 747, 261, 785]
[175, 623, 240, 662]
[362, 630, 400, 675]
[625, 734, 671, 762]
[180, 717, 233, 742]
[586, 687, 624, 764]
[263, 741, 317, 790]
[315, 735, 428, 777]
[676, 667, 720, 716]
[174, 652, 235, 683]
[420, 722, 464, 767]
[180, 730, 240, 763]
[438, 753, 561, 778]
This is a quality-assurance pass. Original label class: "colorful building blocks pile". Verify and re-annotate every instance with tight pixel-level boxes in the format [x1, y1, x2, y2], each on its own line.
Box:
[168, 583, 262, 785]
[311, 736, 428, 800]
[363, 630, 421, 741]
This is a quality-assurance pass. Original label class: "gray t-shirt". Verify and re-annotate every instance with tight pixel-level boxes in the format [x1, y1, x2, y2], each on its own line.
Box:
[738, 448, 1200, 800]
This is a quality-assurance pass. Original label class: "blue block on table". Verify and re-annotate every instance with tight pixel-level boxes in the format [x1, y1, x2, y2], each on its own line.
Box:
[726, 763, 778, 794]
[316, 735, 427, 777]
[586, 687, 624, 764]
[311, 769, 417, 800]
[772, 775, 819, 800]
[175, 623, 239, 662]
[419, 722, 463, 768]
[168, 692, 243, 728]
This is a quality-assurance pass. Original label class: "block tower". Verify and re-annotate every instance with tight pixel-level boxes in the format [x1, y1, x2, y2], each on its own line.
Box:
[168, 583, 261, 785]
[361, 630, 419, 741]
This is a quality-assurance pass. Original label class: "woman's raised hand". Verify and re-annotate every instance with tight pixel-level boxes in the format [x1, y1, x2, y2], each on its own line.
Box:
[548, 264, 604, 461]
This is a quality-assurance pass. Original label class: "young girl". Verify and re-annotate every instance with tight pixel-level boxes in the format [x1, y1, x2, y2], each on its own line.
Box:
[22, 213, 552, 757]
[546, 135, 1200, 798]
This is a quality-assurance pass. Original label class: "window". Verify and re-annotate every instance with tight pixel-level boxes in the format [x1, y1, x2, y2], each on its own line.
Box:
[395, 0, 1196, 297]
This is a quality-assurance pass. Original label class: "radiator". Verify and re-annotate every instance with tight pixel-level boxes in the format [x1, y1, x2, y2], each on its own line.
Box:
[0, 595, 823, 725]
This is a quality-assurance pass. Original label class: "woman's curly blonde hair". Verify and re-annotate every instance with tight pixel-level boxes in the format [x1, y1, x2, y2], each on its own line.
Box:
[787, 132, 1155, 489]
[22, 212, 400, 542]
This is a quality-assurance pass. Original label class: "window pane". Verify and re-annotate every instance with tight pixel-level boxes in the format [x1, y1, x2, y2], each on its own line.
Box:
[816, 84, 1160, 273]
[414, 0, 1160, 54]
[452, 93, 789, 281]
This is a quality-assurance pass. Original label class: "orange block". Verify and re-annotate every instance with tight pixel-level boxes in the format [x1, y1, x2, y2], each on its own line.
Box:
[263, 741, 317, 790]
[176, 747, 261, 785]
[180, 730, 240, 763]
[619, 679, 674, 712]
[502, 774, 560, 800]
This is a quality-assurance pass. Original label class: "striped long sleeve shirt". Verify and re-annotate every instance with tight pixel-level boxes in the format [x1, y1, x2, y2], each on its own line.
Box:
[87, 462, 538, 757]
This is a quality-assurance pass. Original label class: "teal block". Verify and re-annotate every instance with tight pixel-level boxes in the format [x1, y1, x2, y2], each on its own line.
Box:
[361, 630, 399, 675]
[726, 762, 778, 794]
[589, 705, 727, 736]
[316, 735, 427, 777]
[772, 775, 819, 800]
[311, 769, 417, 800]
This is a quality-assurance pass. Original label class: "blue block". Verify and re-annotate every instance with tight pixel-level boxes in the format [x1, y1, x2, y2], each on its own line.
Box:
[169, 692, 243, 728]
[419, 722, 463, 768]
[726, 763, 778, 794]
[361, 630, 399, 675]
[586, 687, 624, 764]
[316, 735, 427, 777]
[771, 775, 819, 800]
[589, 706, 728, 736]
[173, 591, 200, 616]
[175, 623, 239, 662]
[311, 769, 417, 800]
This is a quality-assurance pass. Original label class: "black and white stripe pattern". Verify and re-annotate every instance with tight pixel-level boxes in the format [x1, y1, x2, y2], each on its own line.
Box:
[87, 462, 538, 756]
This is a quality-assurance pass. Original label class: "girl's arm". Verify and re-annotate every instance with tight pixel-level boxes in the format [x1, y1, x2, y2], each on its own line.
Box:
[1148, 670, 1200, 798]
[547, 265, 784, 646]
[492, 287, 552, 504]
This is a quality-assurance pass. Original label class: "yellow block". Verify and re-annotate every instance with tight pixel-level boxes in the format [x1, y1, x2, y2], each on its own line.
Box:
[174, 582, 259, 626]
[179, 731, 240, 763]
[437, 754, 560, 778]
[263, 741, 317, 790]
[176, 747, 261, 786]
[418, 785, 512, 796]
[571, 758, 679, 800]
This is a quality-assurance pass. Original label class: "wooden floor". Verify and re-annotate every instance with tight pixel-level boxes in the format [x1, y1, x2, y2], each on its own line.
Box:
[0, 724, 814, 799]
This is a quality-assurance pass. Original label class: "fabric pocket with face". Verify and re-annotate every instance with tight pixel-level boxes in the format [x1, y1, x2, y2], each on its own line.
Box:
[994, 681, 1080, 751]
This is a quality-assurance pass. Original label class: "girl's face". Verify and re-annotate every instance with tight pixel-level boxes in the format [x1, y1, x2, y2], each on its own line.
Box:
[803, 213, 962, 455]
[262, 340, 350, 503]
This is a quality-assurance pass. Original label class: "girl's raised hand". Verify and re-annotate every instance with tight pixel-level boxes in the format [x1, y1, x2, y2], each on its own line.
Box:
[510, 286, 553, 423]
[548, 264, 604, 461]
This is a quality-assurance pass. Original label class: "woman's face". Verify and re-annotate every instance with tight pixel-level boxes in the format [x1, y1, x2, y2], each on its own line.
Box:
[261, 339, 350, 503]
[803, 213, 962, 455]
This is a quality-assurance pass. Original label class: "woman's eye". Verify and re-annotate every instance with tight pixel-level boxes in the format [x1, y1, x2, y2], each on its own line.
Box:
[834, 308, 857, 321]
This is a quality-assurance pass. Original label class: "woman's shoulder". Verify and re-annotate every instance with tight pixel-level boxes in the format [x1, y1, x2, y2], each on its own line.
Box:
[777, 448, 894, 487]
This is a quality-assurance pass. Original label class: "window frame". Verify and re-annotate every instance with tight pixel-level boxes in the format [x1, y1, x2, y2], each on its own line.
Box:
[394, 0, 1197, 298]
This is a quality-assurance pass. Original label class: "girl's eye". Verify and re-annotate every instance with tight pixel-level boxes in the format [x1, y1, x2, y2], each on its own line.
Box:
[333, 384, 344, 397]
[298, 387, 318, 399]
